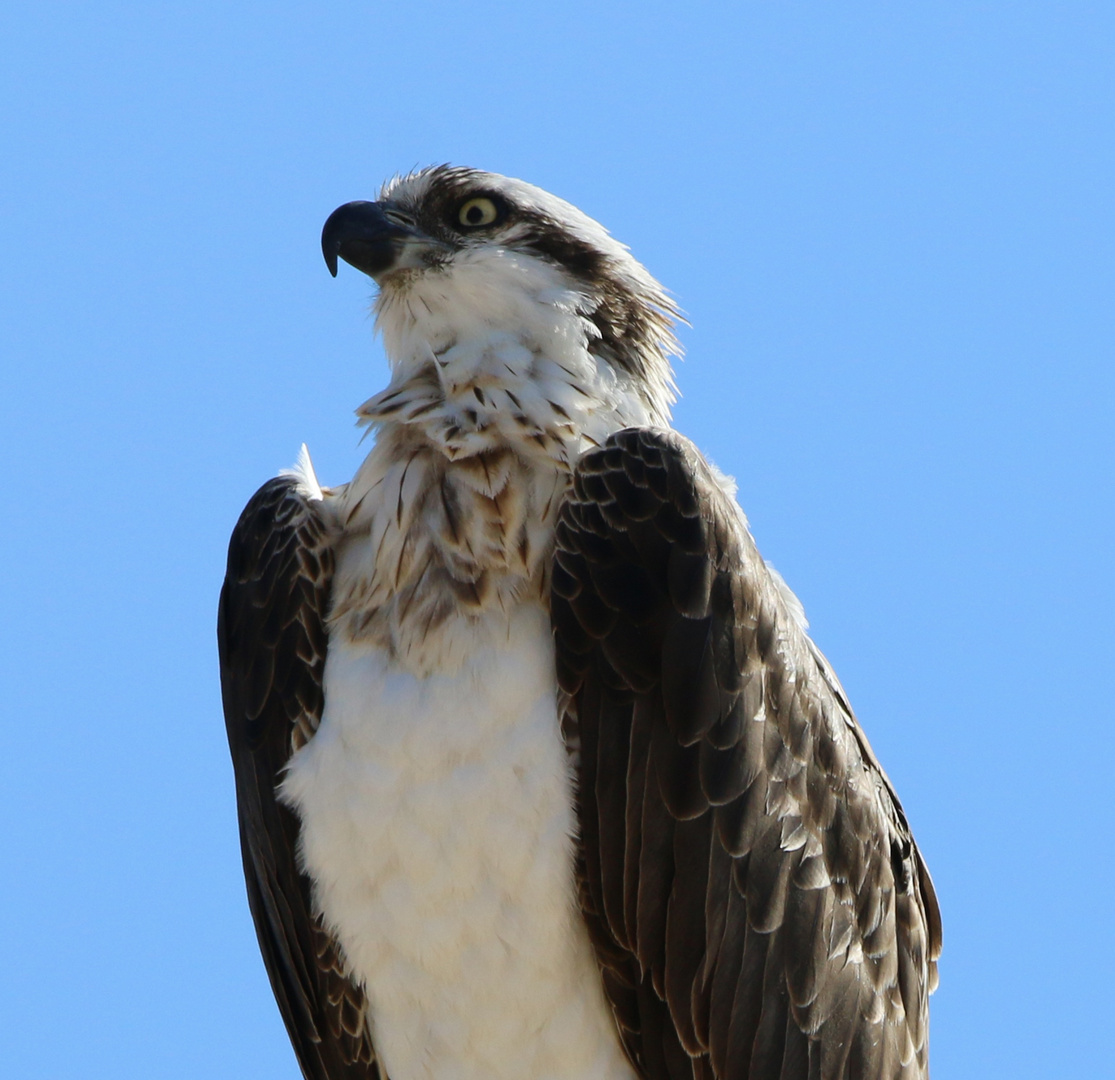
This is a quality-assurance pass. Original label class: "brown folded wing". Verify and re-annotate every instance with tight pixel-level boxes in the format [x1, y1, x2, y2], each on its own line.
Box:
[219, 477, 385, 1080]
[552, 429, 941, 1080]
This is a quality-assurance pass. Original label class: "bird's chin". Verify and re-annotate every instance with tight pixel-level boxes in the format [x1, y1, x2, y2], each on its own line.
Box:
[369, 265, 423, 293]
[370, 266, 414, 291]
[373, 246, 449, 288]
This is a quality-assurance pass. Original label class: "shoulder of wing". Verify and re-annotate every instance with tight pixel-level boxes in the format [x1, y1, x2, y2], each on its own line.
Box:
[553, 427, 940, 1080]
[218, 476, 334, 756]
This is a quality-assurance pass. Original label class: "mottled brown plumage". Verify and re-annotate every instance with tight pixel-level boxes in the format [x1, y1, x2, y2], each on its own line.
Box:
[220, 166, 940, 1080]
[219, 478, 382, 1080]
[552, 428, 941, 1079]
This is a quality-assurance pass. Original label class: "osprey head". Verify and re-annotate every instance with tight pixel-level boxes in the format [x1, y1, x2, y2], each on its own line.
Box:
[322, 165, 679, 417]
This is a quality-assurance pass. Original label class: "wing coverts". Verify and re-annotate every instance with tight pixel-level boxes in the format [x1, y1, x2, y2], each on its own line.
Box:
[219, 477, 385, 1080]
[552, 428, 941, 1080]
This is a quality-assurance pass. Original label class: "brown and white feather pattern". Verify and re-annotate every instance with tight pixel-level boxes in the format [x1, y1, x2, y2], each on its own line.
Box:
[329, 230, 668, 673]
[220, 164, 938, 1080]
[276, 169, 676, 1080]
[552, 427, 942, 1080]
[219, 474, 384, 1080]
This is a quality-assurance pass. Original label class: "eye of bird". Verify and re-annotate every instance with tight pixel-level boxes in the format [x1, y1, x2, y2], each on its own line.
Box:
[457, 196, 500, 228]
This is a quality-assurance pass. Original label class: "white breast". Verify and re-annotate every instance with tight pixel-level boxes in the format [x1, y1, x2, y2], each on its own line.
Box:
[280, 603, 637, 1080]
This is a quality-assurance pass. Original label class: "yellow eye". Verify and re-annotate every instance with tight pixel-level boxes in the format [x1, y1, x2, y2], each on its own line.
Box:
[458, 197, 500, 227]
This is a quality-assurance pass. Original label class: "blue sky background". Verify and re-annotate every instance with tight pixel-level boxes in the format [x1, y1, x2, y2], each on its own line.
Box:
[2, 2, 1112, 1076]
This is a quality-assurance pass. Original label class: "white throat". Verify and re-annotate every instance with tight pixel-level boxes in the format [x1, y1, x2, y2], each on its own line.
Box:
[366, 245, 668, 460]
[325, 250, 667, 673]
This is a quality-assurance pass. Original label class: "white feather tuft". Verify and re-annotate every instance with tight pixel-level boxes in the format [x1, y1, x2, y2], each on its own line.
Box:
[279, 443, 324, 501]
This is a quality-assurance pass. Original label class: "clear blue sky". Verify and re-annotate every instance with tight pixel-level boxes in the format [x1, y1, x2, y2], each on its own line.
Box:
[2, 3, 1112, 1077]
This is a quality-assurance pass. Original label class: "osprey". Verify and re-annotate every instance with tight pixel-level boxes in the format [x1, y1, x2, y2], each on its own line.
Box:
[218, 166, 941, 1080]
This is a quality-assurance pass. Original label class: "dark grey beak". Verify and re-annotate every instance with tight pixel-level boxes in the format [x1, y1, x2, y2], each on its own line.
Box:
[321, 201, 414, 279]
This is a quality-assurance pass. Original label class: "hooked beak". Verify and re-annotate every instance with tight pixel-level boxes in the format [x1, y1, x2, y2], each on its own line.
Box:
[321, 201, 423, 280]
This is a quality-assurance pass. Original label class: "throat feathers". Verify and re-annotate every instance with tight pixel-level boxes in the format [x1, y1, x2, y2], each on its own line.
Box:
[329, 242, 667, 673]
